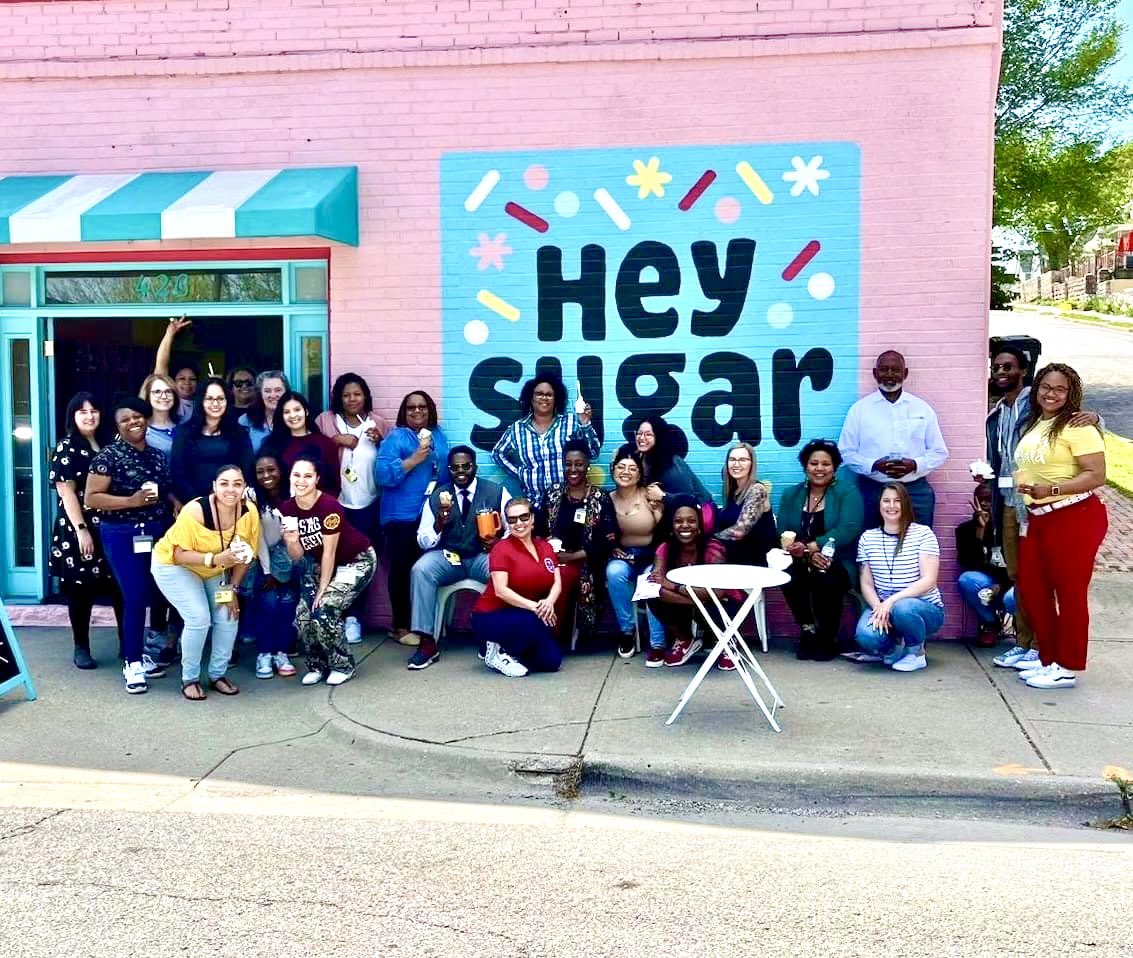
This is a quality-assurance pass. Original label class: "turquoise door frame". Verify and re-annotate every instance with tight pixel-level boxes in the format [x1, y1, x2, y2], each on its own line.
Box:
[0, 258, 328, 601]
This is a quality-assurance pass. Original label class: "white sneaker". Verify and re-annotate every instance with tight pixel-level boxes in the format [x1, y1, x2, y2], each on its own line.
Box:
[1025, 662, 1077, 689]
[1018, 663, 1051, 681]
[122, 660, 148, 694]
[345, 617, 363, 645]
[326, 669, 354, 686]
[993, 645, 1031, 668]
[272, 653, 297, 677]
[891, 653, 927, 672]
[484, 643, 528, 677]
[301, 670, 325, 686]
[255, 653, 274, 679]
[140, 654, 166, 679]
[1010, 648, 1042, 671]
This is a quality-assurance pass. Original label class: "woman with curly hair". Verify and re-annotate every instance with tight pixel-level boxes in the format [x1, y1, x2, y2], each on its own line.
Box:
[1013, 363, 1107, 690]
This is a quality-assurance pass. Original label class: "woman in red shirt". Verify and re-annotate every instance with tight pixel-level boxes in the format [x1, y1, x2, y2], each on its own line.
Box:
[471, 497, 563, 677]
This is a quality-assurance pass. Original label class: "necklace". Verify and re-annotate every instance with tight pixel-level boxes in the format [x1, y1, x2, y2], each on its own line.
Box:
[806, 483, 828, 511]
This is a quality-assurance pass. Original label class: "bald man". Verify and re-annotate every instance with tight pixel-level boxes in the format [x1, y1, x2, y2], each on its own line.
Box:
[838, 350, 949, 526]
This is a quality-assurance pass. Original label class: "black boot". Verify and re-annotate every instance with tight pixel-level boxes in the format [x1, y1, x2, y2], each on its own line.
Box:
[796, 625, 818, 660]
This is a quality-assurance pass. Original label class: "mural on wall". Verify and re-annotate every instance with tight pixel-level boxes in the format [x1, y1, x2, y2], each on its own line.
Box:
[440, 143, 860, 492]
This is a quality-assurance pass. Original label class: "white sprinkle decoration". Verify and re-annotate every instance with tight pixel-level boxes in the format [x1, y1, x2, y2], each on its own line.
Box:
[593, 187, 631, 231]
[464, 170, 501, 213]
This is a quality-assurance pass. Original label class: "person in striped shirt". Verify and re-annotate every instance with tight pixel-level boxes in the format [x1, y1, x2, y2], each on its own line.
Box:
[491, 375, 600, 502]
[853, 482, 945, 673]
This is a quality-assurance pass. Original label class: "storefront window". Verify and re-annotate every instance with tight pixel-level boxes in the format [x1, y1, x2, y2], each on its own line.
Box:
[44, 269, 283, 305]
[2, 271, 33, 306]
[9, 340, 35, 567]
[300, 335, 325, 414]
[292, 265, 328, 303]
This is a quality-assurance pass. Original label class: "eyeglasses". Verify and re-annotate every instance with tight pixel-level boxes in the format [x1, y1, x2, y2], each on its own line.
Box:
[231, 378, 254, 388]
[150, 389, 173, 398]
[405, 403, 428, 412]
[635, 430, 654, 438]
[532, 391, 555, 399]
[506, 512, 532, 524]
[203, 396, 227, 404]
[449, 462, 474, 472]
[990, 363, 1018, 372]
[1038, 384, 1069, 396]
[613, 464, 639, 472]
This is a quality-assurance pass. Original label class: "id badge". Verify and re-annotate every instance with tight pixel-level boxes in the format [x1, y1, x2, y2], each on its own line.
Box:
[338, 566, 360, 586]
[344, 467, 359, 483]
[442, 549, 462, 567]
[424, 480, 437, 497]
[214, 585, 235, 604]
[132, 535, 154, 554]
[573, 508, 587, 524]
[998, 475, 1014, 490]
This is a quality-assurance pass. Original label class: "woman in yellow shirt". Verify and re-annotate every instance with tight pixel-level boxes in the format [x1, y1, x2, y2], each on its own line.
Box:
[1013, 363, 1107, 690]
[152, 464, 261, 700]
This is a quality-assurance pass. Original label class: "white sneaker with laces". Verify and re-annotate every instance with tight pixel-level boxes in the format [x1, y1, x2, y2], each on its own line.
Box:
[326, 669, 355, 686]
[273, 653, 297, 677]
[140, 654, 166, 679]
[1010, 648, 1042, 671]
[1018, 663, 1051, 681]
[255, 653, 274, 679]
[345, 617, 363, 645]
[891, 652, 927, 672]
[993, 645, 1030, 668]
[484, 644, 528, 677]
[1025, 663, 1077, 689]
[301, 670, 325, 686]
[122, 660, 148, 694]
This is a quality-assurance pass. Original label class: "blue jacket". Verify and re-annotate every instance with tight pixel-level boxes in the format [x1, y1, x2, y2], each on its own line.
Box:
[374, 426, 450, 525]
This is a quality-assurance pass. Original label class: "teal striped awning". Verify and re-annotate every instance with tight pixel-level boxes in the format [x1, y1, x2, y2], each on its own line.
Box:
[0, 167, 358, 246]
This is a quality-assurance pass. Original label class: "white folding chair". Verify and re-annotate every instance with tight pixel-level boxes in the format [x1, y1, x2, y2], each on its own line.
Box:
[433, 578, 487, 642]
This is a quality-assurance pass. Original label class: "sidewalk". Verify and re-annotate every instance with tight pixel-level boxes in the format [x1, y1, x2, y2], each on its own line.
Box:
[2, 571, 1130, 817]
[1014, 303, 1133, 330]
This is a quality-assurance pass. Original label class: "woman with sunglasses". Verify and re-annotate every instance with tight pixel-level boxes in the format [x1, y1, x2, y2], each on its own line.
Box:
[170, 378, 254, 506]
[776, 438, 864, 660]
[1013, 363, 1107, 690]
[376, 391, 449, 644]
[470, 497, 563, 677]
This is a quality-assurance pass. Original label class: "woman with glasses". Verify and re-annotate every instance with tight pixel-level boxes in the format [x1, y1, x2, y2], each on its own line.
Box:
[471, 497, 563, 677]
[138, 374, 181, 458]
[1013, 363, 1107, 690]
[605, 446, 664, 660]
[264, 391, 341, 496]
[170, 378, 254, 505]
[776, 438, 864, 660]
[633, 414, 714, 517]
[712, 442, 777, 565]
[239, 370, 289, 455]
[375, 391, 449, 644]
[491, 375, 600, 502]
[226, 366, 258, 411]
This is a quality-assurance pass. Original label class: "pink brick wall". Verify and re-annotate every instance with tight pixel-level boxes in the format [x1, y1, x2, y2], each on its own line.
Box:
[0, 1, 1001, 635]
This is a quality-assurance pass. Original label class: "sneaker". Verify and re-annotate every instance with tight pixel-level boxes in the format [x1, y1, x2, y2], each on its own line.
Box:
[345, 617, 363, 645]
[841, 651, 883, 663]
[155, 644, 179, 669]
[882, 646, 906, 667]
[993, 645, 1031, 668]
[645, 648, 666, 668]
[891, 652, 927, 672]
[122, 660, 148, 694]
[255, 653, 274, 679]
[618, 632, 636, 659]
[484, 643, 528, 677]
[1019, 663, 1051, 681]
[272, 653, 297, 677]
[300, 670, 325, 686]
[664, 638, 703, 667]
[1025, 663, 1077, 689]
[1010, 648, 1043, 671]
[73, 647, 97, 670]
[717, 651, 736, 671]
[141, 654, 166, 679]
[326, 669, 354, 686]
[408, 639, 440, 671]
[142, 628, 166, 659]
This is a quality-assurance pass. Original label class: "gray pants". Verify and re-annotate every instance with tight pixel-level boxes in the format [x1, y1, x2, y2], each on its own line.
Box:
[410, 549, 490, 637]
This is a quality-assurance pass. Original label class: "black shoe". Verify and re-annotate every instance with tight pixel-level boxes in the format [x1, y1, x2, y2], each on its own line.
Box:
[155, 644, 180, 669]
[812, 642, 839, 662]
[73, 647, 97, 670]
[618, 632, 636, 659]
[796, 626, 817, 660]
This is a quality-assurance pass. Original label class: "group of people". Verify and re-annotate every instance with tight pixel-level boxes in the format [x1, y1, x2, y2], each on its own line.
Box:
[48, 323, 1110, 697]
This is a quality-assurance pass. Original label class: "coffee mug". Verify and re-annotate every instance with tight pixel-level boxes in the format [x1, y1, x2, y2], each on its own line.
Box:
[475, 509, 502, 538]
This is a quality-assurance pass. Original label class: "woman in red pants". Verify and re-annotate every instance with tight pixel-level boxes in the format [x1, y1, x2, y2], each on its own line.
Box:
[1014, 363, 1108, 690]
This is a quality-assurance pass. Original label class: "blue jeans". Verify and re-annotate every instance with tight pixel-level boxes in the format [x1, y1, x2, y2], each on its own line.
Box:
[151, 561, 240, 684]
[605, 551, 666, 648]
[99, 520, 164, 663]
[249, 577, 299, 655]
[1003, 587, 1016, 615]
[855, 597, 944, 658]
[957, 570, 1001, 626]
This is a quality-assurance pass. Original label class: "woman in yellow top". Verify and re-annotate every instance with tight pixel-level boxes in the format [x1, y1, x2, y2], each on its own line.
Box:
[152, 464, 261, 700]
[1014, 363, 1107, 690]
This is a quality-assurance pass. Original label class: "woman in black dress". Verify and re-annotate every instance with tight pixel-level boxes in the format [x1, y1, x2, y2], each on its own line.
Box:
[170, 377, 254, 504]
[48, 392, 123, 669]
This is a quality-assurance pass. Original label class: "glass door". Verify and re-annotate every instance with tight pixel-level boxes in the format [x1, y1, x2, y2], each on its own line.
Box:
[0, 316, 47, 598]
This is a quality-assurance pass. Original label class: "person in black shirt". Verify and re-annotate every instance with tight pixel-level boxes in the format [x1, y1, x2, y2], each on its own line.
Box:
[955, 481, 1011, 647]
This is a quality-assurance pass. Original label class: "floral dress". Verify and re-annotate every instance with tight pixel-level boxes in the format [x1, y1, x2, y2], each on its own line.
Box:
[539, 482, 617, 631]
[48, 433, 114, 591]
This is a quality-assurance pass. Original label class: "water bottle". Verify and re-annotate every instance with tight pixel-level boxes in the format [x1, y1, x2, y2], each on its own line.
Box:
[819, 538, 836, 571]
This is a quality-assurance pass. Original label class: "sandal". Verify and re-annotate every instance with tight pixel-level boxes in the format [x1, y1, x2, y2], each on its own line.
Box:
[181, 681, 207, 701]
[209, 676, 240, 696]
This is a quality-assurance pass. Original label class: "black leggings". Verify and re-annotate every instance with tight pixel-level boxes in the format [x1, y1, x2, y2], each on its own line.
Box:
[65, 582, 125, 652]
[382, 520, 421, 631]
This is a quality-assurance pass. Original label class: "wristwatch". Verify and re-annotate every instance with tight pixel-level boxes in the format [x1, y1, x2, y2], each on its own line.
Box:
[76, 522, 87, 530]
[1051, 485, 1061, 497]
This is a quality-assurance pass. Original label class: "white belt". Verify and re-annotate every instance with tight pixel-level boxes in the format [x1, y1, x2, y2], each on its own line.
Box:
[1027, 491, 1093, 517]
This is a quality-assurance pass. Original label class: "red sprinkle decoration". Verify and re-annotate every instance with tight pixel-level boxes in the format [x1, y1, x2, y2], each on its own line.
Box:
[677, 170, 717, 211]
[505, 201, 549, 233]
[782, 240, 821, 281]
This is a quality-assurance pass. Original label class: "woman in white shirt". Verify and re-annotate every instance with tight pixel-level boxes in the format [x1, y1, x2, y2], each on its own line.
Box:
[854, 482, 944, 673]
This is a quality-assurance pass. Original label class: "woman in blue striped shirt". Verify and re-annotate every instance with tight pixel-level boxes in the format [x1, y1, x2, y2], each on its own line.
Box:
[854, 482, 944, 672]
[491, 375, 600, 502]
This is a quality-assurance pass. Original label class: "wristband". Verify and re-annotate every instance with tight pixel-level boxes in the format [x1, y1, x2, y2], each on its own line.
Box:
[76, 523, 87, 530]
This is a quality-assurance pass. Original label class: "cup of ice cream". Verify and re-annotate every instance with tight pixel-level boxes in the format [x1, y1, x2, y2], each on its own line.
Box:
[780, 531, 797, 549]
[281, 515, 299, 533]
[417, 428, 432, 442]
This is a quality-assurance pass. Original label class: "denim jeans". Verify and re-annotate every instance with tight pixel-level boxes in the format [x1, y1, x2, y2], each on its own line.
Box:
[855, 597, 944, 657]
[249, 577, 299, 656]
[1003, 587, 1016, 616]
[99, 520, 164, 663]
[151, 560, 240, 684]
[605, 554, 667, 648]
[956, 570, 1001, 626]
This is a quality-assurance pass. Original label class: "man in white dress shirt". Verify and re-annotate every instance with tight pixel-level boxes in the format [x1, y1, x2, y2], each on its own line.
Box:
[838, 350, 949, 527]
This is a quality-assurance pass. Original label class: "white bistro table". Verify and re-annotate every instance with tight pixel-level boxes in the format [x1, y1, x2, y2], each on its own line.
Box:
[664, 564, 790, 732]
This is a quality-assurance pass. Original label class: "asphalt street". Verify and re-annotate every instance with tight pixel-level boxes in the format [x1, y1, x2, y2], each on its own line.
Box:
[992, 309, 1133, 436]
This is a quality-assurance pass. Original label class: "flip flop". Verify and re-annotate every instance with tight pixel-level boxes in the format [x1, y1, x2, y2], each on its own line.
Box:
[209, 676, 240, 696]
[181, 681, 207, 701]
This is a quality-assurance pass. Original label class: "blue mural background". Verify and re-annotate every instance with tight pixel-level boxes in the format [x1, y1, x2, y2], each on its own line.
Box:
[440, 142, 860, 496]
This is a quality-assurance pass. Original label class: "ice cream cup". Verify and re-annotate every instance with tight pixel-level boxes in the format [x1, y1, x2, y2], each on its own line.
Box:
[780, 531, 797, 549]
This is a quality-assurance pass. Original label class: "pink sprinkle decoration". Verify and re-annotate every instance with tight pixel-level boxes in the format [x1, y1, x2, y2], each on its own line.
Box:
[782, 240, 821, 281]
[505, 202, 550, 233]
[678, 170, 717, 211]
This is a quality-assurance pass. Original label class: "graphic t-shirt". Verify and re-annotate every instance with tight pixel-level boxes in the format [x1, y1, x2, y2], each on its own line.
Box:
[857, 524, 943, 607]
[1013, 420, 1105, 505]
[279, 492, 370, 564]
[474, 536, 558, 614]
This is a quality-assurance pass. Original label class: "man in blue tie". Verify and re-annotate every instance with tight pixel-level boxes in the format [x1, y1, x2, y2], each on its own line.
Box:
[404, 446, 512, 669]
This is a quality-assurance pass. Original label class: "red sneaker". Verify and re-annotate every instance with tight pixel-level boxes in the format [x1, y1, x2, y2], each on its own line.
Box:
[645, 648, 666, 668]
[664, 637, 703, 667]
[716, 651, 736, 671]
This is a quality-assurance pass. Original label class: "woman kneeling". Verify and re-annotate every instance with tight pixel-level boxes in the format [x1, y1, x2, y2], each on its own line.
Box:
[854, 483, 944, 672]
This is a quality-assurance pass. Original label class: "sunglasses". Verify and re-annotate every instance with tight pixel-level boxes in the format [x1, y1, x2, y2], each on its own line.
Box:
[506, 512, 532, 524]
[231, 378, 254, 388]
